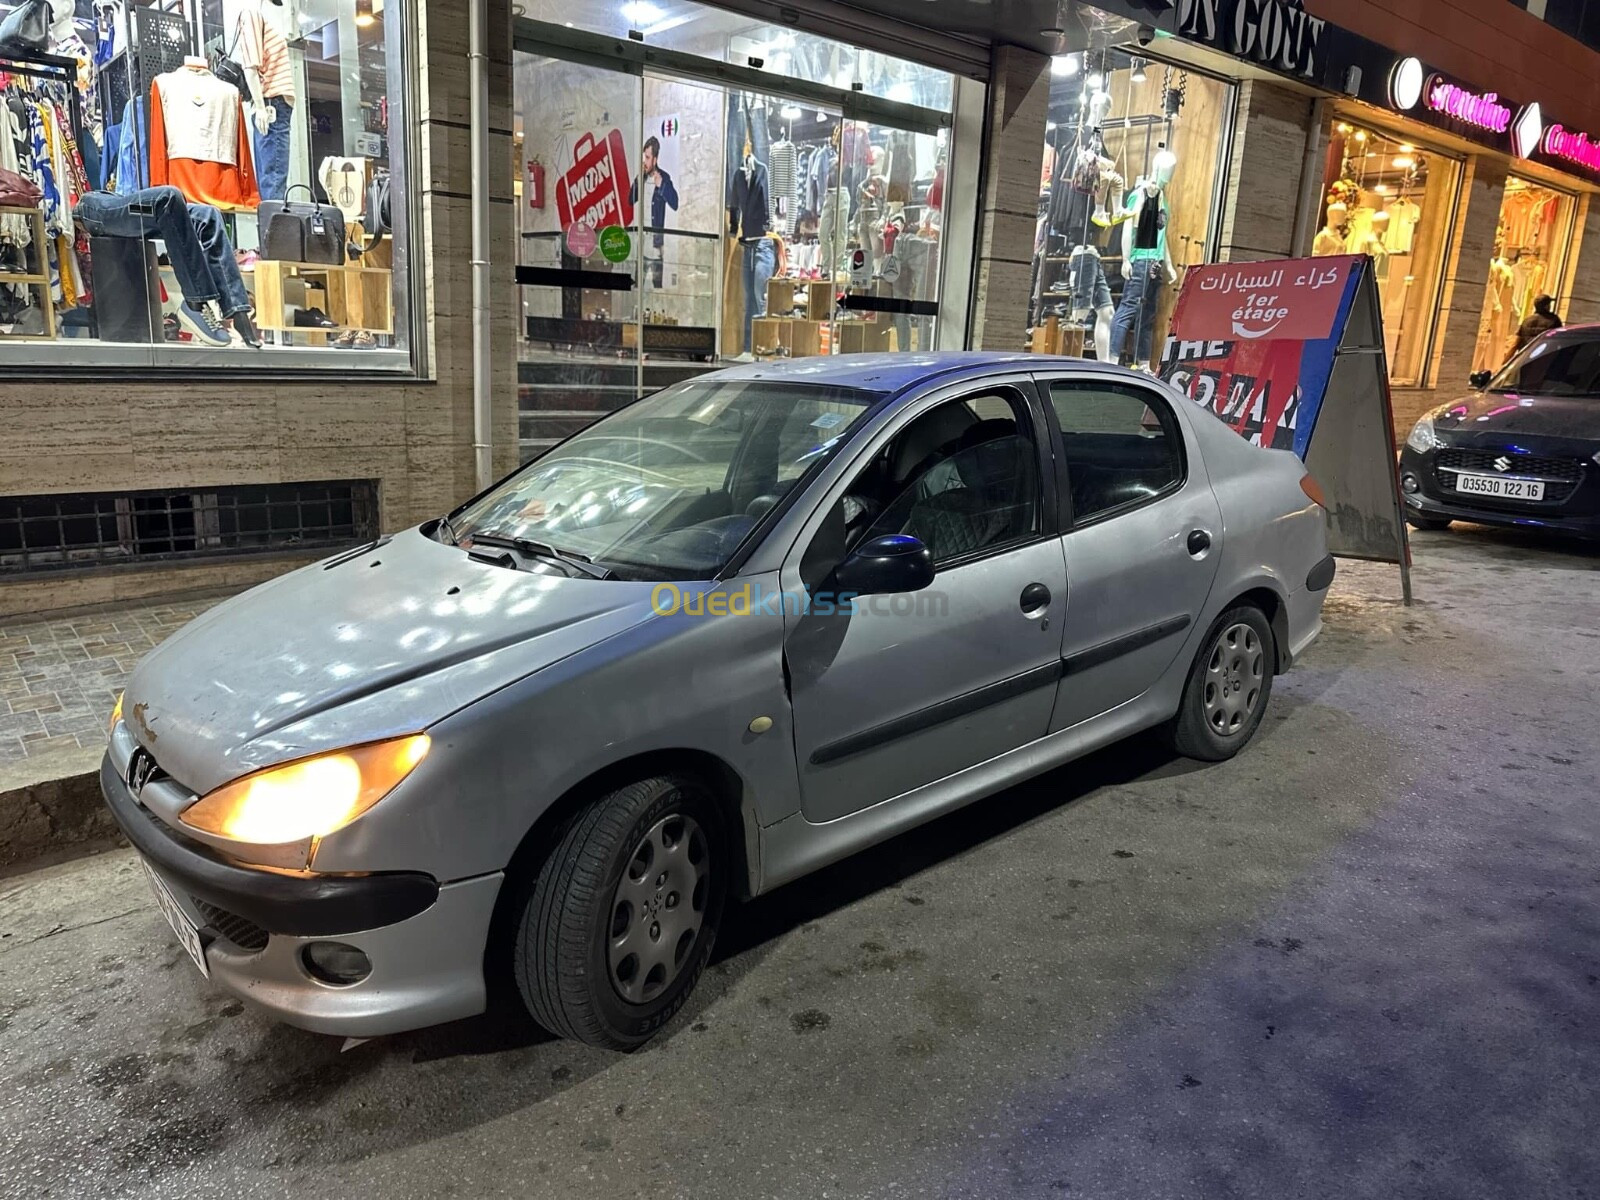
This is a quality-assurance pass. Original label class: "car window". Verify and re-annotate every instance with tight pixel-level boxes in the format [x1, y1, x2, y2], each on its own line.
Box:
[801, 390, 1042, 581]
[453, 380, 879, 580]
[1490, 334, 1600, 396]
[1048, 381, 1182, 522]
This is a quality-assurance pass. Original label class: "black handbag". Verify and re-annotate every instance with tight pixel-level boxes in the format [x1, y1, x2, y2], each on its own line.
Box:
[0, 0, 51, 51]
[210, 31, 249, 101]
[259, 184, 346, 265]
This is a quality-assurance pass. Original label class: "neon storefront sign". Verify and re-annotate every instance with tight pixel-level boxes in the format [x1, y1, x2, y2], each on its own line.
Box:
[1544, 125, 1600, 171]
[1425, 77, 1512, 134]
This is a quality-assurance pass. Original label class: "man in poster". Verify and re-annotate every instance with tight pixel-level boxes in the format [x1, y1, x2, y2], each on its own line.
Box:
[631, 135, 679, 288]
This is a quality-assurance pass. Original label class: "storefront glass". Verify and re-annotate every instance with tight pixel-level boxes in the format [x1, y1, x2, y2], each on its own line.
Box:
[513, 3, 956, 458]
[1313, 115, 1463, 387]
[1028, 47, 1233, 368]
[0, 0, 412, 368]
[1472, 176, 1577, 374]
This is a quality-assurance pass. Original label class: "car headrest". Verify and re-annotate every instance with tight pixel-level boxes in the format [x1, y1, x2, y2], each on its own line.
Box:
[890, 403, 978, 483]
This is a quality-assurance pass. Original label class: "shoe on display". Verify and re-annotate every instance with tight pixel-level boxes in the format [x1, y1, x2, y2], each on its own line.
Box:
[230, 310, 262, 348]
[349, 330, 376, 350]
[175, 300, 231, 347]
[292, 307, 338, 328]
[333, 329, 357, 348]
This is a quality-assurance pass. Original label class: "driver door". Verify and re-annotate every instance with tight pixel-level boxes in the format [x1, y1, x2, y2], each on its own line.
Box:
[779, 379, 1068, 823]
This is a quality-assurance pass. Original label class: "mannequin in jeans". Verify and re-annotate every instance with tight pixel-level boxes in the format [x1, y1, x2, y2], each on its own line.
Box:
[1110, 147, 1179, 370]
[239, 0, 293, 203]
[75, 186, 260, 347]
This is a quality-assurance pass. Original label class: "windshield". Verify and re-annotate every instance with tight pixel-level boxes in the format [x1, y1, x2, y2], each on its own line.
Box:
[452, 380, 881, 579]
[1489, 333, 1600, 396]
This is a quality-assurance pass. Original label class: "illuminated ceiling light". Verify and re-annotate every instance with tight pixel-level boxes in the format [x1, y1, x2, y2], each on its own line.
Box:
[1375, 184, 1390, 194]
[354, 0, 374, 26]
[1354, 131, 1368, 142]
[1130, 57, 1147, 83]
[1399, 143, 1415, 152]
[781, 104, 802, 120]
[621, 0, 662, 24]
[888, 81, 914, 103]
[1393, 155, 1413, 167]
[1051, 54, 1078, 77]
[1337, 122, 1352, 133]
[1087, 71, 1104, 90]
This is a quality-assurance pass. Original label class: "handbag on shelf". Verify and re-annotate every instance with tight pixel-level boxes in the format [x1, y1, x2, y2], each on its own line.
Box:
[0, 166, 42, 207]
[259, 184, 346, 265]
[0, 0, 51, 51]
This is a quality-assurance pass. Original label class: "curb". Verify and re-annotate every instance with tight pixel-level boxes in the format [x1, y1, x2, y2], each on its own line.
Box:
[0, 746, 123, 870]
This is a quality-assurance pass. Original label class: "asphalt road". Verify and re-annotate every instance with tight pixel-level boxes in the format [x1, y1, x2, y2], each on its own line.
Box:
[2, 525, 1598, 1200]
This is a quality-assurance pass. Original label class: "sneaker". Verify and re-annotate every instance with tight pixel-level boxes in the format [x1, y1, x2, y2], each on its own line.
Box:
[175, 301, 231, 347]
[349, 330, 376, 350]
[293, 307, 337, 328]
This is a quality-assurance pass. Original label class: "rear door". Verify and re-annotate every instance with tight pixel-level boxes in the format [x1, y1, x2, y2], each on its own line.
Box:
[1038, 374, 1224, 732]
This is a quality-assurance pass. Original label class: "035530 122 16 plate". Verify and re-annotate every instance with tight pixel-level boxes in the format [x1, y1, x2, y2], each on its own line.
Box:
[1454, 472, 1545, 501]
[140, 859, 210, 977]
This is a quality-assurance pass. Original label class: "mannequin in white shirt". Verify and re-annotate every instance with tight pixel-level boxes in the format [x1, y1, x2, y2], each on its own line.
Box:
[242, 0, 283, 137]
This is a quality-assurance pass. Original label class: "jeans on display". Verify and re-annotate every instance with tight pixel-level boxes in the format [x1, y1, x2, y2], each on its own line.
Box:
[76, 187, 252, 317]
[741, 237, 776, 353]
[252, 97, 293, 203]
[1069, 249, 1112, 315]
[1110, 261, 1165, 366]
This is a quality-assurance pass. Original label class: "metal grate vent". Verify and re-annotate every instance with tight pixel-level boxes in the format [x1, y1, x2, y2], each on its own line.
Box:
[0, 481, 380, 575]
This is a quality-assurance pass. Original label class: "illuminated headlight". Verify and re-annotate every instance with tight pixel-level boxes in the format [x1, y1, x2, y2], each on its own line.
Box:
[179, 735, 429, 844]
[1405, 416, 1439, 453]
[109, 691, 123, 734]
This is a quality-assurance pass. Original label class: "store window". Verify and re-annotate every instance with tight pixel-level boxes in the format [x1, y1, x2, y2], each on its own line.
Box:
[1028, 47, 1233, 368]
[0, 0, 410, 368]
[1472, 176, 1576, 375]
[513, 3, 956, 459]
[1313, 118, 1462, 387]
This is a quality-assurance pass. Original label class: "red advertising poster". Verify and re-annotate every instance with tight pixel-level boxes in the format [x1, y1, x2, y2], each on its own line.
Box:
[1171, 257, 1357, 342]
[555, 129, 635, 232]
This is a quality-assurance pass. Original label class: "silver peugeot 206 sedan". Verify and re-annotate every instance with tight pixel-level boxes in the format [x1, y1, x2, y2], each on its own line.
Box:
[102, 352, 1334, 1049]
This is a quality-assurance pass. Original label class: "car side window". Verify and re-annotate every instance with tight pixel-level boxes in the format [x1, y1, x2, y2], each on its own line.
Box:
[1048, 381, 1183, 523]
[800, 390, 1042, 585]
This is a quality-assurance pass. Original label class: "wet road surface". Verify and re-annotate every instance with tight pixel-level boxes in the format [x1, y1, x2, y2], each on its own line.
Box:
[2, 526, 1598, 1199]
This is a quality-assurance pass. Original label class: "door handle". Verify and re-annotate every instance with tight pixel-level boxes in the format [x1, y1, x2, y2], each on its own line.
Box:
[1186, 529, 1212, 557]
[1019, 582, 1052, 613]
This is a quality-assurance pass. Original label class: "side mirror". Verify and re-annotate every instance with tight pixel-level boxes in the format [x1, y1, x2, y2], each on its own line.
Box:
[832, 534, 935, 597]
[1469, 370, 1492, 390]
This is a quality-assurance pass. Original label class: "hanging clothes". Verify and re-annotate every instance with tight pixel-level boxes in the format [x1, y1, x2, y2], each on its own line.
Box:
[110, 97, 148, 194]
[768, 138, 797, 236]
[149, 69, 260, 210]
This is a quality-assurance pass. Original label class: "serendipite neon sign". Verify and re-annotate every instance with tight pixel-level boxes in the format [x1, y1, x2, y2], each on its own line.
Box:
[1425, 77, 1512, 134]
[1544, 125, 1600, 171]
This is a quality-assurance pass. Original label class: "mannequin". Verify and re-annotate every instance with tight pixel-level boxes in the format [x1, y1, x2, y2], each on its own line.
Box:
[1110, 147, 1178, 370]
[237, 0, 294, 203]
[1064, 150, 1122, 362]
[1313, 202, 1348, 257]
[728, 143, 772, 355]
[149, 59, 260, 209]
[1475, 253, 1515, 373]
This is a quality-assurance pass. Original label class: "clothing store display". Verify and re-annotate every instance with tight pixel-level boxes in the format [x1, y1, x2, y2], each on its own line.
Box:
[173, 298, 231, 346]
[318, 155, 366, 225]
[149, 66, 259, 209]
[109, 97, 146, 193]
[1474, 256, 1515, 374]
[76, 186, 251, 319]
[741, 235, 775, 353]
[1387, 198, 1420, 254]
[1126, 186, 1168, 261]
[0, 164, 39, 204]
[768, 138, 797, 235]
[885, 129, 914, 204]
[1069, 247, 1112, 315]
[293, 305, 336, 328]
[253, 94, 291, 201]
[1110, 261, 1165, 367]
[5, 73, 88, 307]
[236, 5, 296, 104]
[728, 159, 769, 239]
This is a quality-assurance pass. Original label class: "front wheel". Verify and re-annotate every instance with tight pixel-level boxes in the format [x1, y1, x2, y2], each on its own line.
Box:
[513, 775, 727, 1049]
[1165, 606, 1275, 762]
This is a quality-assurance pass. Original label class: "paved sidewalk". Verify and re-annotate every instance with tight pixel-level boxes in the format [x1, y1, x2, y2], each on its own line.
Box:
[0, 596, 225, 765]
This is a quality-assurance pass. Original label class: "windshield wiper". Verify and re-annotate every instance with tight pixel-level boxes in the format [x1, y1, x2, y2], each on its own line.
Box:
[467, 531, 615, 579]
[437, 514, 460, 545]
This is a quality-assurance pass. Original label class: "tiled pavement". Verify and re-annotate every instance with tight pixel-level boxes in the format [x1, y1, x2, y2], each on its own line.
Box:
[0, 595, 227, 766]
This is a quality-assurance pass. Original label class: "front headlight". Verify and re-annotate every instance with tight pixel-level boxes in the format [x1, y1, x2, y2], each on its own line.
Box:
[109, 691, 123, 734]
[179, 735, 430, 844]
[1405, 416, 1439, 453]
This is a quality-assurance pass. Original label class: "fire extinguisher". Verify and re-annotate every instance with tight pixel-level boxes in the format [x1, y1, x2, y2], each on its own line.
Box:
[527, 158, 546, 210]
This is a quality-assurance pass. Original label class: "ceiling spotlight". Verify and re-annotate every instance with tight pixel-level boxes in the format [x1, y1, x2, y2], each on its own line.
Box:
[781, 104, 802, 120]
[621, 1, 662, 22]
[1130, 57, 1147, 83]
[1087, 72, 1104, 90]
[1051, 54, 1078, 77]
[1393, 155, 1414, 168]
[354, 0, 374, 26]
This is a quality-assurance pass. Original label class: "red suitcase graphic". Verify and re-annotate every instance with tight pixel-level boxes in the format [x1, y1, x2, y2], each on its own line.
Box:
[556, 129, 634, 231]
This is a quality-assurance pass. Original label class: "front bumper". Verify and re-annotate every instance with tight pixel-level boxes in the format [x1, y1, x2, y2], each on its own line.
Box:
[1399, 446, 1600, 538]
[101, 752, 503, 1036]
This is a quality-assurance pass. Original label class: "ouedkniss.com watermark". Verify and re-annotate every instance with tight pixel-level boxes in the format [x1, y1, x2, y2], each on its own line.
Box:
[650, 582, 949, 618]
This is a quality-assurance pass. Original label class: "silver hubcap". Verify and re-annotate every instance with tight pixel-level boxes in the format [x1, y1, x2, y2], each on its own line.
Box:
[1203, 622, 1265, 737]
[608, 813, 709, 1005]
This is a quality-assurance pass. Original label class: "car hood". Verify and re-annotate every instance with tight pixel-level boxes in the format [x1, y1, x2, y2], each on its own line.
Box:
[1434, 390, 1600, 442]
[122, 529, 663, 793]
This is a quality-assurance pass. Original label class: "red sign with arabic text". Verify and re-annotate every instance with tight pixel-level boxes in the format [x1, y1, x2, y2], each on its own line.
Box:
[1170, 257, 1358, 343]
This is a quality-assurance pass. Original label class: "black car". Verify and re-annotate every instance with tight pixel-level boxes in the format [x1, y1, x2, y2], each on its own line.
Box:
[1399, 326, 1600, 539]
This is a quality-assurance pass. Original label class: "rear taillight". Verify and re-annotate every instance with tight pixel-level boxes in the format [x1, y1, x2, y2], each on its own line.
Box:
[1300, 473, 1327, 508]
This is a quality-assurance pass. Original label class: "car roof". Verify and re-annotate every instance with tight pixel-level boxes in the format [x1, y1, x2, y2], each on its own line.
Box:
[702, 351, 1094, 393]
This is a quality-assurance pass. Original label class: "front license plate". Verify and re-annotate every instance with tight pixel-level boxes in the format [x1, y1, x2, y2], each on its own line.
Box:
[1454, 472, 1545, 500]
[141, 860, 209, 977]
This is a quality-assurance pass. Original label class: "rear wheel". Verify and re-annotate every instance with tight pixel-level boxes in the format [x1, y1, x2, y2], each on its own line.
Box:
[513, 775, 727, 1049]
[1406, 513, 1452, 531]
[1166, 606, 1275, 762]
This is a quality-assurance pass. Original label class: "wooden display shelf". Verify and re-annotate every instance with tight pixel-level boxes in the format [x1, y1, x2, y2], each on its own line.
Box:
[752, 316, 831, 359]
[247, 260, 394, 335]
[0, 205, 56, 340]
[835, 320, 895, 354]
[766, 278, 835, 321]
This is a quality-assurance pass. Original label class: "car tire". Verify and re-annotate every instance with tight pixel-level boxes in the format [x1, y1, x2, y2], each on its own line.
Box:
[1165, 605, 1275, 763]
[513, 774, 727, 1049]
[1406, 513, 1452, 531]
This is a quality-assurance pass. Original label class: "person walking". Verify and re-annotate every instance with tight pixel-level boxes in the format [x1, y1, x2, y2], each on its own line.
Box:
[1511, 293, 1563, 356]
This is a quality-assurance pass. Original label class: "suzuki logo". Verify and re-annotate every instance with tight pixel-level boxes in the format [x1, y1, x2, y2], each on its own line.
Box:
[1494, 456, 1512, 472]
[126, 749, 158, 800]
